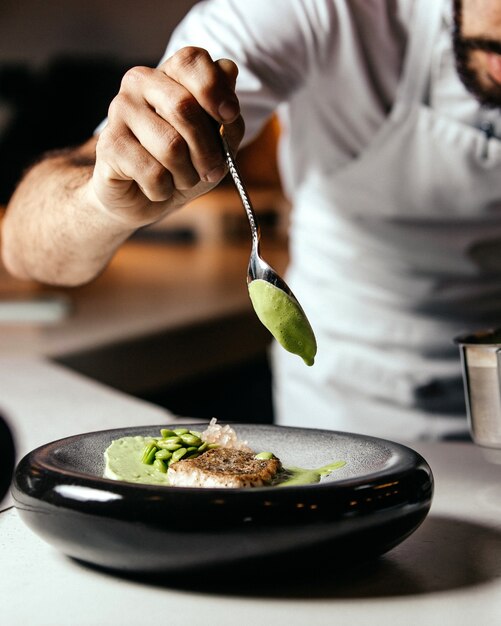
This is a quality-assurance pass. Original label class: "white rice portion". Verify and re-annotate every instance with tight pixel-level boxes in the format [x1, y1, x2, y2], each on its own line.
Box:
[201, 418, 252, 452]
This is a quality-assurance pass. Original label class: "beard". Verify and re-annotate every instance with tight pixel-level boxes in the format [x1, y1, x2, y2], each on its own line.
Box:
[452, 0, 501, 109]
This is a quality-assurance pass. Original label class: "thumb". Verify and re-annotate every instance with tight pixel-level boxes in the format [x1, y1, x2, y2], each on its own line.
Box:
[216, 58, 239, 92]
[222, 114, 245, 157]
[215, 58, 244, 153]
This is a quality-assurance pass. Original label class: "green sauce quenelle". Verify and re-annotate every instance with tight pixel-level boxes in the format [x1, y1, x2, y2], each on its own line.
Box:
[248, 279, 317, 366]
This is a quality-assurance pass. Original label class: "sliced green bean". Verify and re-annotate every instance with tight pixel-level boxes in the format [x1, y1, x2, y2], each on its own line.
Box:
[156, 440, 182, 451]
[141, 443, 158, 465]
[160, 429, 177, 438]
[153, 458, 167, 473]
[180, 433, 202, 447]
[155, 449, 172, 461]
[171, 447, 188, 463]
[142, 427, 238, 468]
[158, 436, 181, 445]
[255, 452, 275, 460]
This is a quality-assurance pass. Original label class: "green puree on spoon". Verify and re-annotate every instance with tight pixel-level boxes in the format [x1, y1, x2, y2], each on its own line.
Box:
[248, 279, 317, 366]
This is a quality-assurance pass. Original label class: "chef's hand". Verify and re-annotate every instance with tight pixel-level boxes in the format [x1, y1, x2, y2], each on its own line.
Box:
[91, 47, 244, 227]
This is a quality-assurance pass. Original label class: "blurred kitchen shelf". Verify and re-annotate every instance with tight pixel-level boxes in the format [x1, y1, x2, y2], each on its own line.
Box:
[146, 183, 290, 244]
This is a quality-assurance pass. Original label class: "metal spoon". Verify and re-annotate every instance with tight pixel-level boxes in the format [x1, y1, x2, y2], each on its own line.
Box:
[220, 127, 317, 365]
[220, 127, 300, 303]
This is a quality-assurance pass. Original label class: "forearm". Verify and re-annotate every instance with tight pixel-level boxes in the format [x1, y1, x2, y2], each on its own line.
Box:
[2, 144, 135, 286]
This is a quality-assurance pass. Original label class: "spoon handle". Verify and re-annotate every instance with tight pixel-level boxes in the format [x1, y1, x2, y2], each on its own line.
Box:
[220, 127, 261, 249]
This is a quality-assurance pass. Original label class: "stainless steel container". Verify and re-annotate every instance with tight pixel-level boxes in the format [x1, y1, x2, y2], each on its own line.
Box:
[456, 328, 501, 448]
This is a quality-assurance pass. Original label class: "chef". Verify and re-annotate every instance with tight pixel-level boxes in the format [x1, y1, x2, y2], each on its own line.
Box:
[3, 0, 501, 440]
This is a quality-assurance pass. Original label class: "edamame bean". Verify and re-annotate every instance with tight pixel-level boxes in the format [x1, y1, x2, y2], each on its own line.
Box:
[180, 433, 202, 447]
[155, 449, 172, 461]
[160, 429, 177, 438]
[142, 427, 228, 467]
[156, 440, 182, 451]
[160, 436, 182, 445]
[255, 451, 275, 460]
[172, 447, 188, 463]
[153, 459, 167, 473]
[141, 443, 157, 465]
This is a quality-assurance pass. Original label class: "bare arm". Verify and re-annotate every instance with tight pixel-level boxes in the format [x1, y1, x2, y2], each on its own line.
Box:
[1, 49, 244, 286]
[2, 139, 135, 286]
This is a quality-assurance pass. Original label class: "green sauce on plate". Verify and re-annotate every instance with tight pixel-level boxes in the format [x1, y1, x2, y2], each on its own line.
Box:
[277, 461, 347, 487]
[104, 436, 169, 485]
[104, 436, 345, 487]
[248, 279, 317, 366]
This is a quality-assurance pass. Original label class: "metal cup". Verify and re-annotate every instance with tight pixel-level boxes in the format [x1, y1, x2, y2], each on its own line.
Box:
[455, 328, 501, 448]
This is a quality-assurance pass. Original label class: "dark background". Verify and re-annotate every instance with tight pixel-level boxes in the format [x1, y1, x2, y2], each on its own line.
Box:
[0, 0, 200, 203]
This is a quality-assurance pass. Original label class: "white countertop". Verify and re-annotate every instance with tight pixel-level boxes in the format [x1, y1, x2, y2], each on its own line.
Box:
[1, 357, 501, 626]
[0, 355, 178, 510]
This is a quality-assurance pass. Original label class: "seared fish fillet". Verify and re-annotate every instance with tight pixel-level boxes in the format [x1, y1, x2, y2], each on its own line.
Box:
[167, 448, 281, 488]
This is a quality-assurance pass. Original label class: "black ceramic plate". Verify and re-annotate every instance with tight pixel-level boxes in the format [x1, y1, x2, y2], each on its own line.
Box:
[13, 424, 433, 576]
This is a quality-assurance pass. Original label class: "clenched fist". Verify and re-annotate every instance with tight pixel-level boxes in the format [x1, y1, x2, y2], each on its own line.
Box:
[92, 47, 245, 227]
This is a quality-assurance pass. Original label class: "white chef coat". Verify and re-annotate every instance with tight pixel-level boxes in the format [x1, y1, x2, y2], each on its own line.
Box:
[165, 0, 501, 440]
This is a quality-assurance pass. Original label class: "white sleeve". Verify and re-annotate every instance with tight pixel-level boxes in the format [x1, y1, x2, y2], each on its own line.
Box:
[162, 0, 337, 142]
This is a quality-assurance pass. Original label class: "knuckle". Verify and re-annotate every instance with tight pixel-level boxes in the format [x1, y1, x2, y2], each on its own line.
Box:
[173, 95, 200, 123]
[137, 160, 171, 202]
[172, 46, 209, 71]
[96, 127, 132, 175]
[95, 127, 118, 159]
[162, 131, 187, 160]
[144, 160, 168, 188]
[120, 65, 150, 89]
[107, 92, 130, 120]
[112, 133, 131, 156]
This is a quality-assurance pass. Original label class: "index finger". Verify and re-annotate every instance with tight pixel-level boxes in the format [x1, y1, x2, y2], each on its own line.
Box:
[160, 47, 240, 124]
